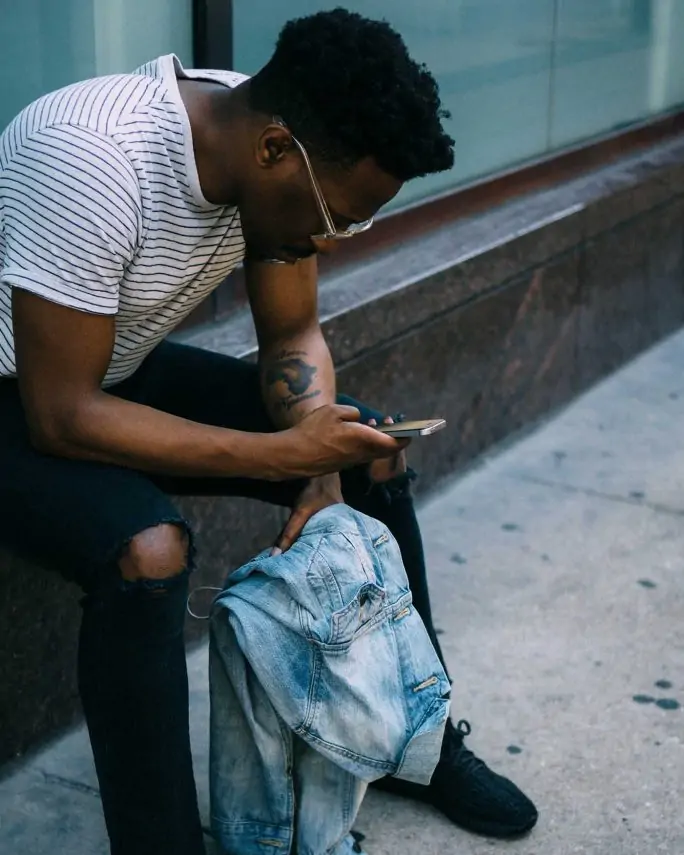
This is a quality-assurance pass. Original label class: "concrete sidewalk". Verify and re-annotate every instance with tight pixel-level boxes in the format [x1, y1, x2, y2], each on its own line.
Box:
[2, 331, 684, 855]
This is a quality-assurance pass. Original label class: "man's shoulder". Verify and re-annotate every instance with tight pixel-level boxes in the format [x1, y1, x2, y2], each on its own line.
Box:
[0, 67, 167, 155]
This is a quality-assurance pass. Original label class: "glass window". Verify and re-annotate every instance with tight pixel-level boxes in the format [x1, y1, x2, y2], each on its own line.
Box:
[647, 0, 684, 114]
[4, 2, 683, 209]
[234, 0, 557, 208]
[550, 0, 654, 148]
[233, 0, 684, 211]
[0, 0, 193, 132]
[382, 1, 557, 207]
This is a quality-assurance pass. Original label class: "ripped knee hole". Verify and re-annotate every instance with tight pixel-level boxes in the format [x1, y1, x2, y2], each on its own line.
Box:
[119, 523, 189, 583]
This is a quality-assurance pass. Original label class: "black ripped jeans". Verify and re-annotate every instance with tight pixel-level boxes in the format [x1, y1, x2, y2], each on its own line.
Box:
[0, 341, 446, 855]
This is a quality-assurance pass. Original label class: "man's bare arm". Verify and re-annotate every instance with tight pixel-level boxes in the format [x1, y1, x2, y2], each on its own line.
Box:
[245, 256, 336, 428]
[12, 290, 291, 479]
[12, 290, 402, 479]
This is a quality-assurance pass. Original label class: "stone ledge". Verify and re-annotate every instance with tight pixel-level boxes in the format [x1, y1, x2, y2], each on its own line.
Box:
[178, 135, 684, 368]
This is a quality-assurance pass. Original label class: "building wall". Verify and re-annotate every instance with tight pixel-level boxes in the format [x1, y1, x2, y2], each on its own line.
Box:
[0, 0, 193, 132]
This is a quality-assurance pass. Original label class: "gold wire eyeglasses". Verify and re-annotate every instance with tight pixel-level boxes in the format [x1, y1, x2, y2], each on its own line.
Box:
[274, 116, 374, 242]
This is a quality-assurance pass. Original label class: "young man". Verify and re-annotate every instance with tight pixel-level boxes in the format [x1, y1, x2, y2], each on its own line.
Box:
[0, 9, 537, 854]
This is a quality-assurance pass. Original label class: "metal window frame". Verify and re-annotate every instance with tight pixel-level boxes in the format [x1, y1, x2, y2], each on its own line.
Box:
[193, 0, 233, 69]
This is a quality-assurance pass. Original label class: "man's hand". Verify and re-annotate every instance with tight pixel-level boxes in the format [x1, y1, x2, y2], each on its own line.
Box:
[272, 414, 405, 554]
[280, 405, 408, 479]
[272, 473, 344, 555]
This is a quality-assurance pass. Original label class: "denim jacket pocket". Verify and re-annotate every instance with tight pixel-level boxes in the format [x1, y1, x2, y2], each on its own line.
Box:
[303, 582, 388, 650]
[393, 694, 450, 785]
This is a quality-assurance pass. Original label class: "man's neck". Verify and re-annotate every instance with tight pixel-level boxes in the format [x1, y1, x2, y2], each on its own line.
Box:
[178, 79, 245, 206]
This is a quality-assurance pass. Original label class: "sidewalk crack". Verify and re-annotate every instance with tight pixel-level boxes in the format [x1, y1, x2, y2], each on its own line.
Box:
[511, 474, 684, 518]
[40, 770, 101, 799]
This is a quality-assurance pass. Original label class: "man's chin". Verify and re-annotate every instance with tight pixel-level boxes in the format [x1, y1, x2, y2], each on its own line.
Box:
[255, 254, 298, 265]
[245, 248, 312, 265]
[244, 245, 289, 264]
[244, 236, 318, 264]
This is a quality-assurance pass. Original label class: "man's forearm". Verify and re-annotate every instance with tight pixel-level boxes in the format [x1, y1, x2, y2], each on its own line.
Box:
[35, 391, 293, 481]
[260, 326, 336, 429]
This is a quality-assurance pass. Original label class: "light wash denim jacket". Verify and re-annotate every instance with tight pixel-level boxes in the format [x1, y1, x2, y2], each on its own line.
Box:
[209, 504, 450, 855]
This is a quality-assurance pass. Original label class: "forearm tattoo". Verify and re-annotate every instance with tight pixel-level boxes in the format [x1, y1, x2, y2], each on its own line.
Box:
[264, 349, 322, 412]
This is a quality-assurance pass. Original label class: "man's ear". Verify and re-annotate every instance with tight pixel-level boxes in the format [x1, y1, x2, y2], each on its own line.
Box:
[256, 124, 293, 169]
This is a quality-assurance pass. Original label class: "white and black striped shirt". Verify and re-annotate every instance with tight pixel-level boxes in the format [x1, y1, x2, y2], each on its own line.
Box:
[0, 54, 247, 386]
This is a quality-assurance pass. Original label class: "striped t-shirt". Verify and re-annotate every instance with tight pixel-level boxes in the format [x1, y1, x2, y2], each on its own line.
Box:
[0, 54, 247, 386]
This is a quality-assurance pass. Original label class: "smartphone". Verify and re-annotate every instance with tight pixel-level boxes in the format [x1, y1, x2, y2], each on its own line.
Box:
[374, 418, 446, 438]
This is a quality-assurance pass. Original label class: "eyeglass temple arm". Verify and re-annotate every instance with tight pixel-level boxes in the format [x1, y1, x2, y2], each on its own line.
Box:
[272, 115, 337, 237]
[290, 137, 337, 236]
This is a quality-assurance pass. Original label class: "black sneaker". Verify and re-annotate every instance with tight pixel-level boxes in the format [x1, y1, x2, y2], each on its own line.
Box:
[350, 830, 366, 853]
[371, 720, 538, 838]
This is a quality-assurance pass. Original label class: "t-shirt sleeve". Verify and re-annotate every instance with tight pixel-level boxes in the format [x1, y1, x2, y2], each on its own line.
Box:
[0, 124, 142, 315]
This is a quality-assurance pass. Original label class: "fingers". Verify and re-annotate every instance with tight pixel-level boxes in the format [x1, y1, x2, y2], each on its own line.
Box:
[271, 506, 311, 556]
[350, 421, 410, 452]
[368, 412, 405, 426]
[365, 413, 409, 455]
[332, 404, 362, 422]
[379, 436, 411, 456]
[372, 429, 410, 450]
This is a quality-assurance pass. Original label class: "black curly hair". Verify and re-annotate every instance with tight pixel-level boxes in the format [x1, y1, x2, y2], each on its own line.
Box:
[247, 8, 455, 182]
